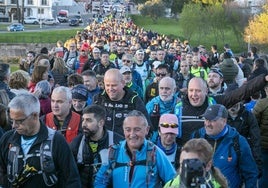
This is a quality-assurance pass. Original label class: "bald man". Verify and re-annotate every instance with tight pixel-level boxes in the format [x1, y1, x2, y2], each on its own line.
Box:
[93, 69, 151, 139]
[175, 75, 268, 146]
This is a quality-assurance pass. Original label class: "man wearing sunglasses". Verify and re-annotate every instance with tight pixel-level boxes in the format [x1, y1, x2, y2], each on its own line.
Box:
[94, 110, 176, 187]
[156, 114, 181, 169]
[145, 64, 170, 103]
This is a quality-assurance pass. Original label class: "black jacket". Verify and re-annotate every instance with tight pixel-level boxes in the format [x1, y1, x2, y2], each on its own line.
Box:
[227, 106, 263, 177]
[0, 122, 81, 188]
[93, 87, 151, 138]
[70, 128, 123, 187]
[176, 74, 268, 146]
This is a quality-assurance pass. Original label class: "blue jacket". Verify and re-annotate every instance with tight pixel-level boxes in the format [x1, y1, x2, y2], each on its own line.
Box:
[146, 95, 179, 116]
[193, 125, 258, 188]
[94, 139, 176, 188]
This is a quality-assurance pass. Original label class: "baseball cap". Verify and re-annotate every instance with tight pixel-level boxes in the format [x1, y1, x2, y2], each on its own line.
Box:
[159, 114, 179, 135]
[120, 66, 131, 74]
[135, 49, 144, 55]
[201, 104, 228, 121]
[71, 84, 88, 101]
[209, 68, 223, 78]
[152, 61, 162, 69]
[93, 47, 101, 53]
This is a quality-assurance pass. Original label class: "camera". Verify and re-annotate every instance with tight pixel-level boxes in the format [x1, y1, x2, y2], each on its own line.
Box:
[180, 158, 206, 188]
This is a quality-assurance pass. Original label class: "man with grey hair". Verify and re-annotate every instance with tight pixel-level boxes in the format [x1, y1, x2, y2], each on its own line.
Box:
[94, 110, 176, 187]
[41, 86, 82, 143]
[0, 93, 81, 187]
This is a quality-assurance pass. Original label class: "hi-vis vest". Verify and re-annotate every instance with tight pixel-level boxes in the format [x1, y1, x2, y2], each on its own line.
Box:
[7, 127, 57, 187]
[45, 111, 80, 143]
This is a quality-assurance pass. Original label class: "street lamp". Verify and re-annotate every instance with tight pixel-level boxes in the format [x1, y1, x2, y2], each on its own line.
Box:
[247, 35, 251, 52]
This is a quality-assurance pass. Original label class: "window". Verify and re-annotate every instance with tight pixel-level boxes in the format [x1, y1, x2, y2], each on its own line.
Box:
[38, 8, 44, 14]
[41, 0, 48, 5]
[27, 0, 33, 5]
[11, 0, 17, 4]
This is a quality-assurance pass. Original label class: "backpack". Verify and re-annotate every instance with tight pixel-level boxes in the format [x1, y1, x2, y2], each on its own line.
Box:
[65, 51, 79, 72]
[105, 141, 157, 187]
[7, 127, 57, 187]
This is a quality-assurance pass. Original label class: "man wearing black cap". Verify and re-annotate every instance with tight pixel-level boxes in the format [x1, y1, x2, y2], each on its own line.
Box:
[0, 63, 15, 100]
[193, 104, 258, 188]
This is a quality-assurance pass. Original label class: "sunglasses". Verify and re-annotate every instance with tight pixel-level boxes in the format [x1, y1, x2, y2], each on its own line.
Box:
[122, 59, 131, 63]
[160, 123, 178, 128]
[156, 73, 167, 77]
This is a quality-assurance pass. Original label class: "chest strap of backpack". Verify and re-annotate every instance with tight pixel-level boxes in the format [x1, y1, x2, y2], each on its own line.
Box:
[40, 127, 57, 186]
[105, 141, 156, 187]
[7, 128, 57, 187]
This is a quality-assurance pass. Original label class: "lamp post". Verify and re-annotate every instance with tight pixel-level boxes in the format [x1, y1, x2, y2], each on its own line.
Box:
[248, 35, 251, 52]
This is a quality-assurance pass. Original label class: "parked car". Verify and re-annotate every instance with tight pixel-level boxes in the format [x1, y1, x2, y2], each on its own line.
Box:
[69, 17, 79, 26]
[73, 15, 83, 23]
[7, 23, 24, 32]
[42, 18, 59, 25]
[24, 17, 39, 24]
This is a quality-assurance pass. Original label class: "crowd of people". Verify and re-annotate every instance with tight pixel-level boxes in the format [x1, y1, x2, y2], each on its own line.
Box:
[0, 14, 267, 187]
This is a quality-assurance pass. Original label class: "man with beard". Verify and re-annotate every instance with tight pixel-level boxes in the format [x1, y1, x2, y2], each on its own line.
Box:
[207, 68, 225, 96]
[70, 104, 123, 188]
[146, 77, 180, 141]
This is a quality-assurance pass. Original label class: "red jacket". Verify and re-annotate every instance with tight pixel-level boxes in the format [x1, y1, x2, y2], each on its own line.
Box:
[45, 111, 81, 143]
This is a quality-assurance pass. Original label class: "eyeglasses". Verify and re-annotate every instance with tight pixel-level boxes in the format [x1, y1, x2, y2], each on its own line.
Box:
[70, 46, 75, 48]
[160, 123, 178, 128]
[156, 73, 167, 77]
[122, 59, 131, 63]
[12, 114, 32, 125]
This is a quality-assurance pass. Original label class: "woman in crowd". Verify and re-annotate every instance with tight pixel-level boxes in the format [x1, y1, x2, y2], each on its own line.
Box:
[28, 65, 48, 93]
[51, 57, 69, 87]
[164, 138, 228, 188]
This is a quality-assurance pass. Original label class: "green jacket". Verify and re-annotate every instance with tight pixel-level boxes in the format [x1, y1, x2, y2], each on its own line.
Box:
[164, 174, 221, 188]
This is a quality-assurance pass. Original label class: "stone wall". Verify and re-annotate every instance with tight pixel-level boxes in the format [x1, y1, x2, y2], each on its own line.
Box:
[0, 43, 55, 59]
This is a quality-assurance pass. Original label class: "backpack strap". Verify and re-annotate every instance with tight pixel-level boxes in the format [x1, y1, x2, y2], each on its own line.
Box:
[105, 141, 157, 186]
[228, 134, 240, 163]
[40, 127, 58, 186]
[107, 130, 114, 147]
[7, 143, 21, 184]
[77, 135, 86, 163]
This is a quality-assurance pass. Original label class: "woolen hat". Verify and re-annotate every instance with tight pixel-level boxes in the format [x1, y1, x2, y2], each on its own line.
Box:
[201, 104, 228, 121]
[209, 68, 223, 78]
[71, 84, 88, 101]
[159, 114, 179, 135]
